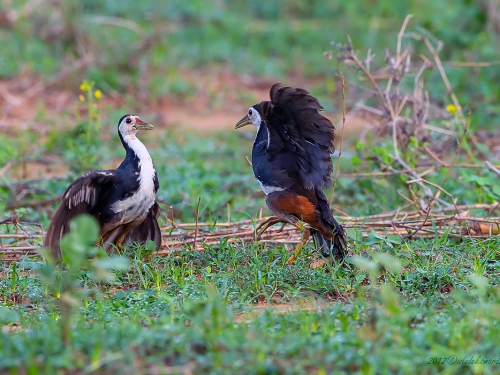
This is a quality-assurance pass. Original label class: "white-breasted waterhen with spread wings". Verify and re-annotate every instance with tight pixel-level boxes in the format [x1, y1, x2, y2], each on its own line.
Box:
[235, 83, 346, 264]
[44, 114, 161, 260]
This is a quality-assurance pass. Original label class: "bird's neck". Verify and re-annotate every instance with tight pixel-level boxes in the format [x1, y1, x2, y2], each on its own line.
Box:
[120, 133, 152, 167]
[253, 121, 269, 149]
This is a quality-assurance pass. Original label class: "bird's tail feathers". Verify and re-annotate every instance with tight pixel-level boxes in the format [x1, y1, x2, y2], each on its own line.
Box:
[123, 203, 161, 250]
[312, 218, 346, 260]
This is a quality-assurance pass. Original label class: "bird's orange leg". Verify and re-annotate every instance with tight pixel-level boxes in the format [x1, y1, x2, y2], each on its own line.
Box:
[96, 230, 113, 247]
[286, 223, 310, 265]
[114, 224, 135, 251]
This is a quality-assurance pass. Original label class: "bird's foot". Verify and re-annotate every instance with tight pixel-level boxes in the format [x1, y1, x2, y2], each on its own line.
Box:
[96, 236, 104, 247]
[255, 216, 284, 240]
[285, 253, 298, 265]
[115, 240, 125, 253]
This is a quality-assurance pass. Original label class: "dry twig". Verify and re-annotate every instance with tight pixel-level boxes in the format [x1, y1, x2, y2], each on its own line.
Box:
[409, 112, 470, 238]
[486, 161, 500, 177]
[1, 203, 499, 261]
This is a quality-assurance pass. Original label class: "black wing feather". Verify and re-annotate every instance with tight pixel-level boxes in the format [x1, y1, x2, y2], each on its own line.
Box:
[263, 83, 335, 190]
[44, 170, 119, 259]
[314, 188, 347, 259]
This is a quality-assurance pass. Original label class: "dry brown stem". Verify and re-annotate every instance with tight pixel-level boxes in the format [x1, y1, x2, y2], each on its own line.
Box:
[1, 203, 499, 261]
[486, 161, 500, 177]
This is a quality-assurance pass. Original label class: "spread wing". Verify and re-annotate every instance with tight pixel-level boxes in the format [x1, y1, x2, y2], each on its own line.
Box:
[44, 170, 119, 259]
[263, 83, 335, 190]
[124, 202, 161, 250]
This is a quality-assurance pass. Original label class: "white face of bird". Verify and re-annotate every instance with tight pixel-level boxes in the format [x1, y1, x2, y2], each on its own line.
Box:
[247, 107, 262, 127]
[235, 106, 262, 130]
[118, 115, 155, 139]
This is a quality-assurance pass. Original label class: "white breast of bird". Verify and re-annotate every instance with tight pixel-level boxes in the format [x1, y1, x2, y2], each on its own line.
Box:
[111, 136, 157, 223]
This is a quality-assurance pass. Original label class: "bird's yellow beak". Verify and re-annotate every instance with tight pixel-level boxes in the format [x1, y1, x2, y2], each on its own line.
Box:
[235, 115, 250, 129]
[134, 116, 155, 131]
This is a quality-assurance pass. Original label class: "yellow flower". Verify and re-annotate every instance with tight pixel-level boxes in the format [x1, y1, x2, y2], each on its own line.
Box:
[79, 94, 85, 102]
[80, 82, 90, 91]
[446, 104, 461, 114]
[94, 90, 102, 99]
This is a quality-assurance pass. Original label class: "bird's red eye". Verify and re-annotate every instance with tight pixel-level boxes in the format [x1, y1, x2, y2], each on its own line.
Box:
[126, 118, 132, 124]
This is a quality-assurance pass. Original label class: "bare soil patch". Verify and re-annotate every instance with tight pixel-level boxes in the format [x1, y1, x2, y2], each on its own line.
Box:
[234, 298, 337, 323]
[0, 69, 368, 135]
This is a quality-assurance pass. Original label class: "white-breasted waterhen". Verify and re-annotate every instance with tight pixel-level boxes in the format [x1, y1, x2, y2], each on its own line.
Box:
[235, 83, 346, 265]
[44, 114, 161, 259]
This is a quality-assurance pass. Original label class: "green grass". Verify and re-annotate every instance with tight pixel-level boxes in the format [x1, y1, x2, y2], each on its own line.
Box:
[4, 117, 499, 225]
[1, 114, 500, 373]
[2, 232, 500, 374]
[2, 0, 499, 126]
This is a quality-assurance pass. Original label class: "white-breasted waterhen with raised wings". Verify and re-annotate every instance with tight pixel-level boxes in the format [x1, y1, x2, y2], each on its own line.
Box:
[45, 114, 161, 260]
[235, 83, 346, 265]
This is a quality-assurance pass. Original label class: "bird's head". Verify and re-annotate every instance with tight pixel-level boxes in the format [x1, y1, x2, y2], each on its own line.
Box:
[118, 115, 155, 138]
[235, 104, 263, 130]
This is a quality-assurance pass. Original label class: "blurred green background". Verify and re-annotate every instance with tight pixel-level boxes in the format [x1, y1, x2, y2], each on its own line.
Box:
[1, 0, 499, 123]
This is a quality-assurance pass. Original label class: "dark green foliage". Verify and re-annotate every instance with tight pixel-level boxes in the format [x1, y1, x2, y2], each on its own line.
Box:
[1, 233, 500, 374]
[1, 0, 499, 126]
